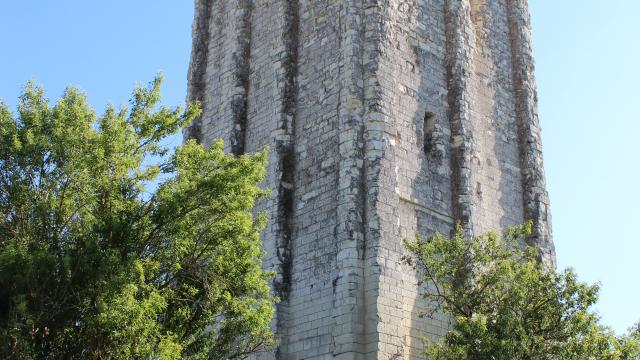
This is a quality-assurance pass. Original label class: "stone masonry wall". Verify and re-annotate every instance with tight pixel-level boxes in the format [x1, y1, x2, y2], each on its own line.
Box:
[185, 0, 555, 358]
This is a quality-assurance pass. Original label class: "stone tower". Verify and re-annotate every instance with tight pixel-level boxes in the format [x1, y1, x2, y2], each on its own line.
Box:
[184, 0, 555, 358]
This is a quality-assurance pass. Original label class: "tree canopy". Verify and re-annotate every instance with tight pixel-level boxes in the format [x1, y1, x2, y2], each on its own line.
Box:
[403, 223, 640, 360]
[0, 76, 276, 359]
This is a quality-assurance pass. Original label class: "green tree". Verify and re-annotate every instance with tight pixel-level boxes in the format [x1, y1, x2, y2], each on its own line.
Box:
[0, 76, 276, 359]
[403, 223, 640, 360]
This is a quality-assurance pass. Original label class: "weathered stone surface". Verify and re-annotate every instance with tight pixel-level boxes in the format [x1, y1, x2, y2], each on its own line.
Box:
[185, 0, 555, 358]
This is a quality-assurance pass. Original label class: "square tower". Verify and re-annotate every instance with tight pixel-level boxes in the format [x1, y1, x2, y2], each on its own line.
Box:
[184, 0, 555, 358]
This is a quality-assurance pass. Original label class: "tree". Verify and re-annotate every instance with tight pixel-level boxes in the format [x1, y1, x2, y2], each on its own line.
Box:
[0, 76, 276, 359]
[403, 223, 640, 359]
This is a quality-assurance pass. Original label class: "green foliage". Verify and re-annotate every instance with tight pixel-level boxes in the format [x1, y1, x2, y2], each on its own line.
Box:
[403, 223, 640, 360]
[0, 76, 276, 359]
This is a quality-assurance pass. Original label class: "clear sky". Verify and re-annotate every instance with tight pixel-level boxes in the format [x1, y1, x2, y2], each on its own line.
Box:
[530, 0, 640, 335]
[1, 1, 637, 335]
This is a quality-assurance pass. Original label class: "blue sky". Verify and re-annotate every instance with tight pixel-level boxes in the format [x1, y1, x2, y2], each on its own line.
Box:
[0, 1, 192, 114]
[530, 0, 640, 335]
[1, 1, 637, 335]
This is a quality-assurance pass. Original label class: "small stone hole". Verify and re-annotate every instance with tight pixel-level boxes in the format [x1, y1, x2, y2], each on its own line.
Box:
[423, 111, 436, 155]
